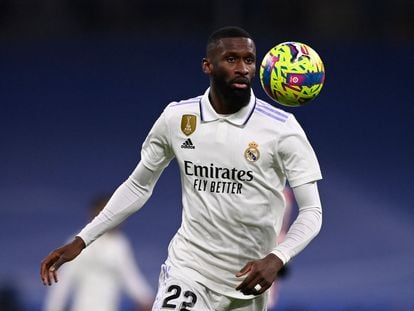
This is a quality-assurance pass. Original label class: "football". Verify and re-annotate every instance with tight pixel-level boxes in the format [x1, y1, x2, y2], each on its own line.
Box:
[259, 42, 325, 107]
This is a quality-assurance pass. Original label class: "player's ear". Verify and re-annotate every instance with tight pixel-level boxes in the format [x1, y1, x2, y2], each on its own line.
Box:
[202, 58, 212, 74]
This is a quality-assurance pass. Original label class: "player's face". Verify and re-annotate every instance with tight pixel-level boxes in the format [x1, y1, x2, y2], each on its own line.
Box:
[204, 37, 256, 108]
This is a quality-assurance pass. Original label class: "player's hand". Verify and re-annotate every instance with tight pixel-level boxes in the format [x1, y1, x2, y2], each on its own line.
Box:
[235, 253, 283, 296]
[40, 236, 86, 286]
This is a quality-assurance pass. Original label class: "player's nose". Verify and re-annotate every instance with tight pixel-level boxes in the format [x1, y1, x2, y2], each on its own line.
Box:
[235, 60, 249, 75]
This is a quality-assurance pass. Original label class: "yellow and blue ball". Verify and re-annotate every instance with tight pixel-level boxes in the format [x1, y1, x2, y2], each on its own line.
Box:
[260, 42, 325, 107]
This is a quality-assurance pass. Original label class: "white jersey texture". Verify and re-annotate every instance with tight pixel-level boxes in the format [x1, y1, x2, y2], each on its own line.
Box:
[78, 88, 322, 300]
[44, 232, 154, 311]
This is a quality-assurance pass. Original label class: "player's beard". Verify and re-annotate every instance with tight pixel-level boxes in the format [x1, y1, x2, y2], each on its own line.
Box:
[213, 74, 252, 111]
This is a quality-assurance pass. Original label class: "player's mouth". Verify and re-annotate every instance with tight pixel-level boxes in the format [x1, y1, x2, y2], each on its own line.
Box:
[231, 78, 250, 89]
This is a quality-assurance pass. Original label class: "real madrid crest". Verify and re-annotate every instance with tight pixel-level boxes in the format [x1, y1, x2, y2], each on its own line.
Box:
[244, 141, 260, 162]
[181, 114, 197, 136]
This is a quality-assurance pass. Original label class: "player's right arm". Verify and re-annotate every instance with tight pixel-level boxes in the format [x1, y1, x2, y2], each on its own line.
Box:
[40, 236, 85, 286]
[40, 110, 173, 286]
[40, 161, 164, 286]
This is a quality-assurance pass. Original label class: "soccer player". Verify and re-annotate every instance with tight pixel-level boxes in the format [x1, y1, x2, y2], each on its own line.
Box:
[41, 26, 323, 311]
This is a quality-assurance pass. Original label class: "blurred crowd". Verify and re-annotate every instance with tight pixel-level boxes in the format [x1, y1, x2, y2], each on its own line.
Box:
[0, 0, 413, 42]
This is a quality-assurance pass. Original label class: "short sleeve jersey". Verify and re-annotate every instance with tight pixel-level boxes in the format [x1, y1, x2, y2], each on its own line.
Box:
[141, 88, 322, 299]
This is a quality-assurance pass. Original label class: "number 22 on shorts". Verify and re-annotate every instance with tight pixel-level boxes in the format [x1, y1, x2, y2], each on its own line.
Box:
[161, 284, 198, 310]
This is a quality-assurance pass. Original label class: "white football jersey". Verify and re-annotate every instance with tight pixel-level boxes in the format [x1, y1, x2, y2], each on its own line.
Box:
[140, 88, 322, 299]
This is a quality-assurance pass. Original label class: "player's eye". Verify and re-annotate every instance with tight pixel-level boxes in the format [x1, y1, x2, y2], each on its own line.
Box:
[245, 57, 255, 64]
[226, 56, 236, 63]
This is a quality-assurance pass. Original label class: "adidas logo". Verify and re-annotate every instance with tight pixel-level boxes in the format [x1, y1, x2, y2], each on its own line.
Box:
[181, 138, 195, 149]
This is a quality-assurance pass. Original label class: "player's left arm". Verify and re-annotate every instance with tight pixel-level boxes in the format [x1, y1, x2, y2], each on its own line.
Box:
[236, 181, 322, 295]
[272, 181, 322, 263]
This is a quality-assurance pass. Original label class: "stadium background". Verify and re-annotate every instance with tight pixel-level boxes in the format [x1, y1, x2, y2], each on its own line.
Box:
[0, 1, 413, 310]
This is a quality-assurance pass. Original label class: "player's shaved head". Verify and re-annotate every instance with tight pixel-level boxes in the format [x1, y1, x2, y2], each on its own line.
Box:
[206, 26, 253, 57]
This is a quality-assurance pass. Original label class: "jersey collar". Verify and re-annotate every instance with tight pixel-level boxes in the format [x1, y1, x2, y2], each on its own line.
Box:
[199, 88, 256, 126]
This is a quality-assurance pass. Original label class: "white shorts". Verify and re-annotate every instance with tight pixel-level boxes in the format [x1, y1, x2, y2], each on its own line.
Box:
[152, 264, 268, 311]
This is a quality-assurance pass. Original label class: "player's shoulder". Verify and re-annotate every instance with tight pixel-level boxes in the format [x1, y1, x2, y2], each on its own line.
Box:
[164, 94, 202, 114]
[253, 98, 306, 134]
[254, 98, 293, 124]
[161, 95, 202, 125]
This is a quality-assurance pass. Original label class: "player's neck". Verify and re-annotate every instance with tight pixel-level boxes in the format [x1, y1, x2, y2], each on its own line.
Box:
[208, 87, 249, 115]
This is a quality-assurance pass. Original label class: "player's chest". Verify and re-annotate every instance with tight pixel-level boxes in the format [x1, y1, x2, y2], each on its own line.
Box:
[171, 117, 274, 167]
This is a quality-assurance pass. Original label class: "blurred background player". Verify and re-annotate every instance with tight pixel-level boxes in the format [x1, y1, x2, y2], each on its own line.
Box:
[43, 194, 154, 311]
